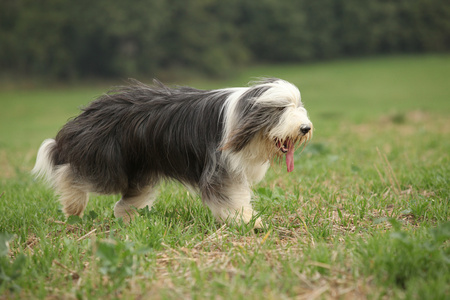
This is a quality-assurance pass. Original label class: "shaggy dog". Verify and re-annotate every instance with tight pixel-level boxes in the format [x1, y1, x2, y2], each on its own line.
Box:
[32, 78, 312, 227]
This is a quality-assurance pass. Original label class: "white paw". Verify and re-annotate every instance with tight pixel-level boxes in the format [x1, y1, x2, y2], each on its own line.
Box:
[253, 217, 263, 229]
[114, 200, 138, 223]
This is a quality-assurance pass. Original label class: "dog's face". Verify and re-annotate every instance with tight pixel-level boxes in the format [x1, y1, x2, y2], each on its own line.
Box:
[268, 103, 312, 172]
[223, 79, 312, 172]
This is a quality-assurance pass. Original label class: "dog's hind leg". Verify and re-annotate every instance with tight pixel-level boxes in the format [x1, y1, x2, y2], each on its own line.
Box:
[54, 165, 89, 217]
[202, 181, 263, 228]
[114, 185, 157, 222]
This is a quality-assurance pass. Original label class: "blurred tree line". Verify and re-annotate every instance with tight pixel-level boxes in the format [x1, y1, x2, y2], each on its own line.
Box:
[0, 0, 449, 79]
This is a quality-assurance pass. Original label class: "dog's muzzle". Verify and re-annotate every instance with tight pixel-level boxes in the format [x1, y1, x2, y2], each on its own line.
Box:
[300, 124, 311, 135]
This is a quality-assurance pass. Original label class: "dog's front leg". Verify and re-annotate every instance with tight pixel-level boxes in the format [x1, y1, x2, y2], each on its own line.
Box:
[114, 185, 158, 223]
[202, 181, 263, 228]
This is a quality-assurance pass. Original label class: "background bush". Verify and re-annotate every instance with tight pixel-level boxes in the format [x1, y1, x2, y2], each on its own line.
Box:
[1, 0, 449, 78]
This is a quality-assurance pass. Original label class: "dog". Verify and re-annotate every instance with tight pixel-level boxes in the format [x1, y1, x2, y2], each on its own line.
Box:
[32, 78, 312, 227]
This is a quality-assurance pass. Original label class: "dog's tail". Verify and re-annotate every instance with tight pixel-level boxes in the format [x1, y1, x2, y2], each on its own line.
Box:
[32, 139, 57, 186]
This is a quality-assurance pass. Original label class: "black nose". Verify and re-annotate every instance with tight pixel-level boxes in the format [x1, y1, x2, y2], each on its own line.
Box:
[300, 125, 311, 134]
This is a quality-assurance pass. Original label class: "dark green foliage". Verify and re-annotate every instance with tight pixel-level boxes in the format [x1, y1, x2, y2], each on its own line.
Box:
[357, 221, 450, 296]
[0, 0, 449, 78]
[0, 233, 26, 292]
[95, 237, 151, 288]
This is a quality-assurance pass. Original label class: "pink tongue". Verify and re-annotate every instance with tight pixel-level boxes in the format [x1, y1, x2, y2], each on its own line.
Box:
[286, 141, 294, 173]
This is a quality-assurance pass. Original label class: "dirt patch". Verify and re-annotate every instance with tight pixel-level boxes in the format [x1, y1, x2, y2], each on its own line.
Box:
[352, 110, 449, 138]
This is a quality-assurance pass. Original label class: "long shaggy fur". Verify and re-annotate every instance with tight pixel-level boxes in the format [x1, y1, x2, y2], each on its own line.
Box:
[32, 78, 312, 226]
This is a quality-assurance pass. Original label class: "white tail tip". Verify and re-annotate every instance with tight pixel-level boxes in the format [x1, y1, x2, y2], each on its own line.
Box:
[32, 139, 57, 184]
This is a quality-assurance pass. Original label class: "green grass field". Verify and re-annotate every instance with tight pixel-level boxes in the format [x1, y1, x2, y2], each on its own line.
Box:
[0, 55, 449, 299]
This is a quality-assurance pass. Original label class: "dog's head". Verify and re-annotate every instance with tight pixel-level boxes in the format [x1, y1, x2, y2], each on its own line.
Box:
[222, 78, 312, 172]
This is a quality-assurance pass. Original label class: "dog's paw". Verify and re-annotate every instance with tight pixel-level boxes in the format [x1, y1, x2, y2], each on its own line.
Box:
[114, 200, 138, 223]
[253, 217, 264, 229]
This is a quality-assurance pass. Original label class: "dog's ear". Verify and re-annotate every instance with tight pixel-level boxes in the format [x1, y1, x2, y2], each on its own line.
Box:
[223, 105, 284, 152]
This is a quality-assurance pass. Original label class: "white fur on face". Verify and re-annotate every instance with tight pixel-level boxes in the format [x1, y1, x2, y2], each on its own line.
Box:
[220, 79, 311, 180]
[269, 106, 311, 141]
[251, 79, 301, 107]
[255, 80, 311, 140]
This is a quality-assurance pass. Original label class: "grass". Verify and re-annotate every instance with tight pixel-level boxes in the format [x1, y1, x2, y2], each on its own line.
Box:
[0, 54, 449, 299]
